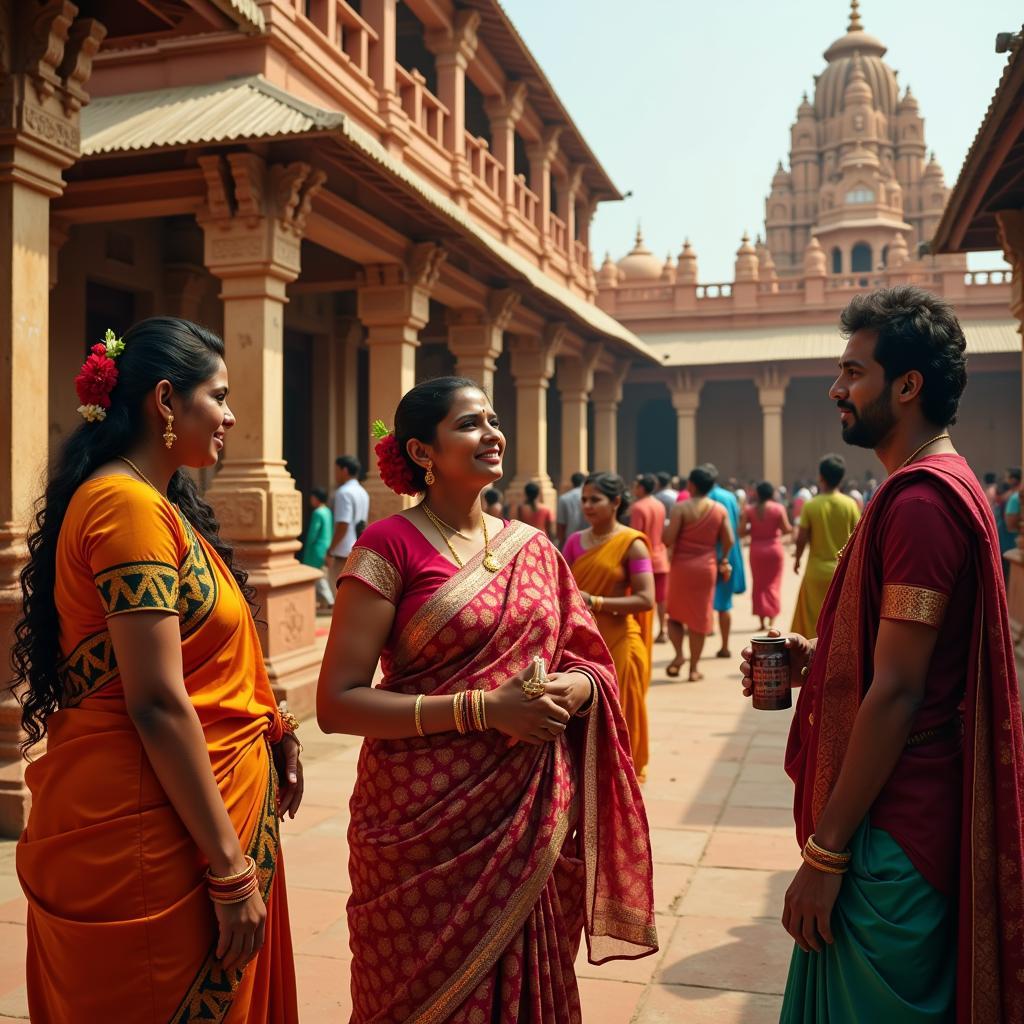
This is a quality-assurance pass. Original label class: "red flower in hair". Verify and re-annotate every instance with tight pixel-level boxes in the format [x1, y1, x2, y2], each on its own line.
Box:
[75, 346, 119, 409]
[375, 433, 420, 496]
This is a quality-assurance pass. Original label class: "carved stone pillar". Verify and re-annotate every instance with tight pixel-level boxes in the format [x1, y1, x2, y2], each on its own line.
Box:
[557, 344, 600, 489]
[558, 165, 584, 266]
[592, 364, 629, 473]
[527, 127, 562, 260]
[0, 3, 107, 836]
[197, 153, 326, 717]
[363, 0, 410, 155]
[757, 368, 789, 487]
[446, 289, 519, 395]
[669, 370, 703, 476]
[507, 325, 565, 507]
[358, 244, 446, 519]
[485, 83, 527, 226]
[427, 10, 480, 204]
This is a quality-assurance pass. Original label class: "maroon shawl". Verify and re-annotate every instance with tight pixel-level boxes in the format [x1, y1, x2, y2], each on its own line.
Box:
[785, 454, 1024, 1022]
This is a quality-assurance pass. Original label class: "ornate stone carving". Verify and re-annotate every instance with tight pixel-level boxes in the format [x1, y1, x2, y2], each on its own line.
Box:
[408, 242, 447, 291]
[485, 81, 528, 126]
[57, 17, 106, 113]
[21, 0, 74, 102]
[227, 152, 267, 222]
[487, 288, 520, 330]
[278, 600, 304, 648]
[197, 155, 233, 220]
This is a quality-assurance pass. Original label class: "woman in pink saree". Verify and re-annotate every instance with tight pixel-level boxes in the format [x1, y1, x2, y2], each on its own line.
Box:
[317, 378, 657, 1023]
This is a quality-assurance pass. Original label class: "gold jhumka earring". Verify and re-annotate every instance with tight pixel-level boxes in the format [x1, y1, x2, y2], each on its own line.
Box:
[163, 415, 177, 449]
[424, 461, 436, 486]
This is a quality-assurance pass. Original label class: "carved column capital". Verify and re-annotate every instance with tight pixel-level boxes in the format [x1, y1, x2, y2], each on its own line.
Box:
[197, 154, 325, 282]
[485, 81, 528, 127]
[527, 125, 563, 169]
[757, 367, 790, 410]
[669, 369, 704, 412]
[427, 9, 481, 66]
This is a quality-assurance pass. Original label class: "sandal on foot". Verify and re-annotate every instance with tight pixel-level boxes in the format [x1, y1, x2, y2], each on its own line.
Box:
[665, 661, 683, 678]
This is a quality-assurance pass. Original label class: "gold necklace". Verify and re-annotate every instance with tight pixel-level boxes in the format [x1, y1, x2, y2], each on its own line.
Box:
[118, 456, 162, 493]
[421, 506, 469, 540]
[422, 503, 500, 572]
[898, 432, 951, 470]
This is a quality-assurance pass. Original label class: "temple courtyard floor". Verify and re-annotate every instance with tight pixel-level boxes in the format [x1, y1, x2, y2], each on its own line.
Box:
[0, 551, 801, 1022]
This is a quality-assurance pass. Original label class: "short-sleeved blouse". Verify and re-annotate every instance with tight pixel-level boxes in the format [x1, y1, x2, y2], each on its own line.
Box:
[340, 514, 510, 645]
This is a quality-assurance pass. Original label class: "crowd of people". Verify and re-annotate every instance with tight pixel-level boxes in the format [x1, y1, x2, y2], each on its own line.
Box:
[10, 284, 1024, 1022]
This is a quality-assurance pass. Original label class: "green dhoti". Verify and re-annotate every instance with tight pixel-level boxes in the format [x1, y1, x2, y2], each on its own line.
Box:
[780, 822, 955, 1023]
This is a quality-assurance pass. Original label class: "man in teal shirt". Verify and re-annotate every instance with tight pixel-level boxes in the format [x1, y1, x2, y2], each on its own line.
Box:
[704, 463, 746, 657]
[302, 487, 335, 608]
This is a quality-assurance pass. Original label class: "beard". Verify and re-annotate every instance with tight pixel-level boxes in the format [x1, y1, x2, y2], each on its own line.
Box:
[839, 384, 897, 449]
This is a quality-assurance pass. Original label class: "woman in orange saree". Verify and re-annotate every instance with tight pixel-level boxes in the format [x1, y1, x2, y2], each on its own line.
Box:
[565, 473, 654, 781]
[13, 318, 300, 1022]
[318, 378, 657, 1023]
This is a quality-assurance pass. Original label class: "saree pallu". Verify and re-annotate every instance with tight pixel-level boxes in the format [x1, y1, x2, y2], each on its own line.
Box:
[17, 475, 297, 1023]
[785, 457, 1024, 1022]
[567, 528, 653, 779]
[781, 820, 955, 1023]
[344, 522, 657, 1023]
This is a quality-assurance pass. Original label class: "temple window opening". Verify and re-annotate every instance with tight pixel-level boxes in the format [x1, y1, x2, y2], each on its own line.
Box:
[851, 243, 872, 272]
[831, 247, 843, 273]
[846, 187, 874, 204]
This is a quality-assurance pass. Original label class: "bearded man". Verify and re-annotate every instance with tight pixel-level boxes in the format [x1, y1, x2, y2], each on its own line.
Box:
[741, 285, 1024, 1022]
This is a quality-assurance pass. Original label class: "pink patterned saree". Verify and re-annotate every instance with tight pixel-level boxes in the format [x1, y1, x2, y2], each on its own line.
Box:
[341, 516, 657, 1023]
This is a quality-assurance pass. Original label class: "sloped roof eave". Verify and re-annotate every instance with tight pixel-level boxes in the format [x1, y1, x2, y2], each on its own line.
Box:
[78, 78, 651, 361]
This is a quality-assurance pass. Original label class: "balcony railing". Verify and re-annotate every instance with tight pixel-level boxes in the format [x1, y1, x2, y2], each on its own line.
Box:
[573, 239, 588, 266]
[549, 212, 568, 252]
[396, 66, 448, 150]
[464, 132, 501, 196]
[303, 0, 378, 80]
[513, 174, 539, 226]
[695, 283, 732, 299]
[965, 269, 1011, 286]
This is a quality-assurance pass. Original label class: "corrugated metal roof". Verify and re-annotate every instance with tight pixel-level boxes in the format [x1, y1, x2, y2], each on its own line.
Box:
[78, 77, 651, 360]
[641, 319, 1021, 368]
[81, 78, 342, 156]
[208, 0, 265, 31]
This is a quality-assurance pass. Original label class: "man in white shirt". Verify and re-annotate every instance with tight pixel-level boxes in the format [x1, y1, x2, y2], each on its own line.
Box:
[329, 454, 370, 589]
[555, 472, 586, 548]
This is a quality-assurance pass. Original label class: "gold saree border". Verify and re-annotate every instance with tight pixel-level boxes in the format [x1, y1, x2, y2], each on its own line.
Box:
[170, 748, 280, 1024]
[342, 547, 401, 604]
[880, 584, 949, 629]
[407, 803, 572, 1024]
[392, 521, 537, 672]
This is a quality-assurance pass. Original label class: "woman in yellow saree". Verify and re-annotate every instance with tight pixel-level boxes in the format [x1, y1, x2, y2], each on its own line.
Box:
[317, 378, 657, 1023]
[12, 318, 301, 1022]
[564, 473, 655, 780]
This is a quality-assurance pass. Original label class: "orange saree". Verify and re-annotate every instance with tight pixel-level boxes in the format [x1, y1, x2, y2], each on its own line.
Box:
[565, 529, 653, 779]
[16, 475, 298, 1023]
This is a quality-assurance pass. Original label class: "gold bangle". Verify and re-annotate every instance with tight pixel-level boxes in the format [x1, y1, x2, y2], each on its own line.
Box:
[593, 595, 604, 612]
[480, 689, 488, 730]
[414, 694, 425, 737]
[206, 854, 256, 885]
[806, 834, 851, 864]
[801, 849, 848, 875]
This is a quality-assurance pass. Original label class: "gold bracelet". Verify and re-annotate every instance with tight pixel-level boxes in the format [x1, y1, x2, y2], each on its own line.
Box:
[480, 689, 488, 730]
[414, 694, 425, 737]
[206, 854, 256, 886]
[806, 834, 851, 864]
[593, 595, 604, 613]
[801, 849, 848, 875]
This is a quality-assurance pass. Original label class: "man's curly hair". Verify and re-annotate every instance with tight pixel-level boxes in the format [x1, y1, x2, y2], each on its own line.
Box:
[839, 285, 968, 427]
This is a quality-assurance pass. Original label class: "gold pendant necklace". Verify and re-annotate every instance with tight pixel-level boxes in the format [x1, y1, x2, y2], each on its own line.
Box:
[422, 503, 500, 572]
[898, 432, 951, 470]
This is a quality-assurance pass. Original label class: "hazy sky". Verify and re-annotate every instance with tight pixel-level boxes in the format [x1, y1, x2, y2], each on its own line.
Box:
[500, 0, 1018, 280]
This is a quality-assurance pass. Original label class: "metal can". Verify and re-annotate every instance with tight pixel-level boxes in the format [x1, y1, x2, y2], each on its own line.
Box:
[751, 636, 792, 711]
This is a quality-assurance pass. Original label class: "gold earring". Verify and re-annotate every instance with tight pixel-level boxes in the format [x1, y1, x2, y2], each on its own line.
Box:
[424, 461, 436, 486]
[163, 414, 177, 450]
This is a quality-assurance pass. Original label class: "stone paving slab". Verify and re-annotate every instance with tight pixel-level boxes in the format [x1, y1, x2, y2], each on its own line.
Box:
[0, 547, 804, 1021]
